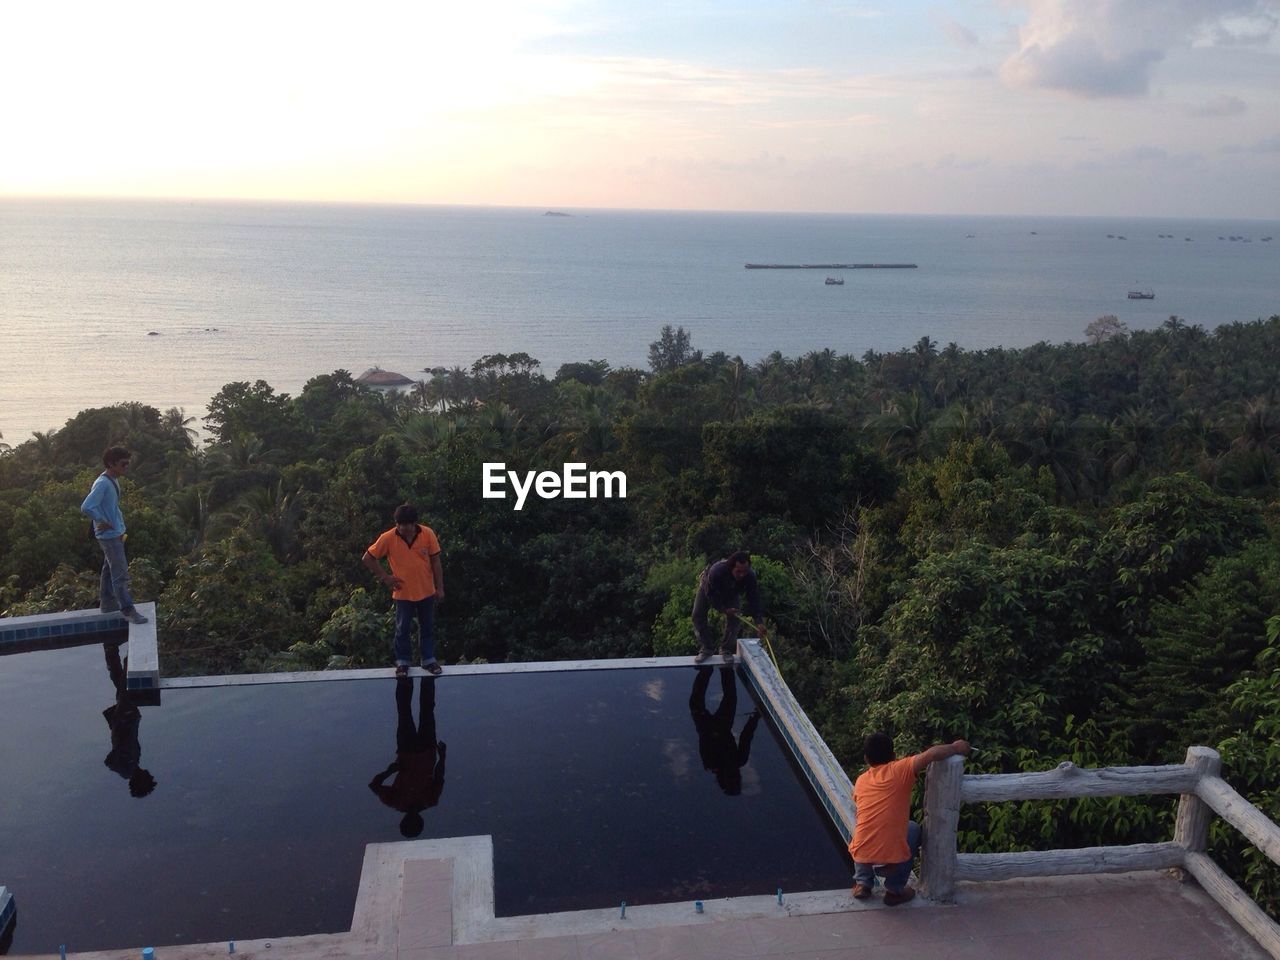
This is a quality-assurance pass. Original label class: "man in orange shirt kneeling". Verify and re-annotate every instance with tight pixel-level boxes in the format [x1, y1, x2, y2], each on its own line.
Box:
[849, 731, 970, 906]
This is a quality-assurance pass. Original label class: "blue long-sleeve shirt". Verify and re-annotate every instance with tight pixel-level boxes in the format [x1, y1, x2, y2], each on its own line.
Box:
[81, 473, 125, 539]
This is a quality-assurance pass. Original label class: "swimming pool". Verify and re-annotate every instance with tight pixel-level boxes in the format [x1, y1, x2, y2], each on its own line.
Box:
[0, 642, 851, 954]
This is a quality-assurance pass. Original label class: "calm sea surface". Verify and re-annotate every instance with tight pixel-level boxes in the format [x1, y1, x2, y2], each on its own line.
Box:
[2, 198, 1278, 442]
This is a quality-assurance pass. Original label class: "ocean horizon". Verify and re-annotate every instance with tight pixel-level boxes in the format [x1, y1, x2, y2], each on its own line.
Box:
[2, 197, 1278, 443]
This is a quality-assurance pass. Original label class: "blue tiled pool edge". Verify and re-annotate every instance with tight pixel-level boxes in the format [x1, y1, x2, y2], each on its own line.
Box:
[0, 603, 159, 690]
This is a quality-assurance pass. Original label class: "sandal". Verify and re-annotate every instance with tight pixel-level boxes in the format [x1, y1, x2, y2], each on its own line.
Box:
[394, 664, 409, 678]
[424, 661, 443, 676]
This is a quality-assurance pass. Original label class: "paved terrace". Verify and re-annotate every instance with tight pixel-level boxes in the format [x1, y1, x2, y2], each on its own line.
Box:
[50, 859, 1268, 960]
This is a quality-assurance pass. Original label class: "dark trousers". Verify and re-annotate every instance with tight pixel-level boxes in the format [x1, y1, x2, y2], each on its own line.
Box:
[691, 586, 739, 654]
[394, 596, 437, 666]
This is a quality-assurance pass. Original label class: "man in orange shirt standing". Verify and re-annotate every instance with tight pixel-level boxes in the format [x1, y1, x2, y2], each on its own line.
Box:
[363, 503, 445, 677]
[849, 732, 970, 905]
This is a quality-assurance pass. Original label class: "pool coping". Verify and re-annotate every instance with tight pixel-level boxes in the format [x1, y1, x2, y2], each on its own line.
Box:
[363, 837, 868, 947]
[159, 652, 740, 687]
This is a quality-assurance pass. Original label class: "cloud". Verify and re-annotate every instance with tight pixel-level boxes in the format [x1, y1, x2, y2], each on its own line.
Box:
[933, 10, 980, 47]
[1222, 133, 1280, 153]
[1183, 94, 1248, 117]
[933, 152, 991, 171]
[1201, 11, 1280, 43]
[1130, 145, 1169, 162]
[999, 0, 1280, 98]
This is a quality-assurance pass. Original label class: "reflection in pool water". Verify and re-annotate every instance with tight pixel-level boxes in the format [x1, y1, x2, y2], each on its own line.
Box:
[102, 643, 157, 799]
[368, 678, 446, 838]
[689, 666, 760, 796]
[0, 643, 851, 955]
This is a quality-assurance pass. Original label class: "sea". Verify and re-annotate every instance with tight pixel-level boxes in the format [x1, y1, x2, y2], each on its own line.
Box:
[2, 198, 1278, 443]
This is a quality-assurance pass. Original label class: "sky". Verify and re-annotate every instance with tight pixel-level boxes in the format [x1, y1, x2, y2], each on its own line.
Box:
[1, 0, 1279, 217]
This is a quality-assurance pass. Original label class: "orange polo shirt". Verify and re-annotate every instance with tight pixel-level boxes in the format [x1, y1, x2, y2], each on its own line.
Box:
[849, 755, 920, 864]
[367, 524, 441, 601]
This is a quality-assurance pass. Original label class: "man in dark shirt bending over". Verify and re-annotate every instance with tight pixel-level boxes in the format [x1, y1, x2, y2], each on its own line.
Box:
[692, 550, 766, 664]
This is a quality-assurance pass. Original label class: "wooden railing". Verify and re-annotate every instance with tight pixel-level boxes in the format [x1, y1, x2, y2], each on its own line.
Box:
[921, 746, 1280, 959]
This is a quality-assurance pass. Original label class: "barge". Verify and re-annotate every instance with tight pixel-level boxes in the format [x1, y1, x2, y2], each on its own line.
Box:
[746, 262, 917, 269]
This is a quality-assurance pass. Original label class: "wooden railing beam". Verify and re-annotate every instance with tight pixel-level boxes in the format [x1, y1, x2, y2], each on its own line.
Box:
[1184, 852, 1280, 960]
[961, 762, 1199, 803]
[954, 842, 1185, 883]
[1196, 775, 1280, 867]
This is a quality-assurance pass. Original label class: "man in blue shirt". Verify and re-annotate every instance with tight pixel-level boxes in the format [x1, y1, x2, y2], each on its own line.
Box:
[691, 550, 765, 663]
[81, 446, 148, 624]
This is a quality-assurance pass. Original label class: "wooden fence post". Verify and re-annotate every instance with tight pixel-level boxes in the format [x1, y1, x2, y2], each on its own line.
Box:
[1174, 746, 1222, 854]
[922, 753, 964, 901]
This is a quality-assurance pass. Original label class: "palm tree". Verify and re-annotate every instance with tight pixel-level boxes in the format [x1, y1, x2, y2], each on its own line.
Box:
[212, 432, 283, 469]
[399, 412, 460, 454]
[162, 407, 199, 450]
[173, 487, 214, 552]
[718, 358, 753, 421]
[29, 430, 58, 471]
[477, 404, 523, 454]
[868, 392, 933, 461]
[1225, 397, 1280, 486]
[565, 410, 618, 459]
[233, 482, 303, 562]
[912, 335, 938, 373]
[1100, 406, 1164, 483]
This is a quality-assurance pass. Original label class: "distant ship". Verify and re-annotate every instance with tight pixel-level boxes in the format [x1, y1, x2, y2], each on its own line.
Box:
[824, 277, 844, 285]
[1127, 290, 1155, 300]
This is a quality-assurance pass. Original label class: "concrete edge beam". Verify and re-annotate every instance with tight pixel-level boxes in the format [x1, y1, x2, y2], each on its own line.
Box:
[160, 654, 738, 688]
[124, 602, 158, 689]
[0, 885, 15, 936]
[738, 639, 856, 844]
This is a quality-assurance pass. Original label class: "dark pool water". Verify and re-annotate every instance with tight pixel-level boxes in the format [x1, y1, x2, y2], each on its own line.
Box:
[0, 643, 851, 954]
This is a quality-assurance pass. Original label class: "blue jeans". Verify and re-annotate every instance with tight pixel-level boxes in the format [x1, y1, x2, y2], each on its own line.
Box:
[394, 597, 437, 666]
[98, 536, 137, 613]
[853, 819, 921, 893]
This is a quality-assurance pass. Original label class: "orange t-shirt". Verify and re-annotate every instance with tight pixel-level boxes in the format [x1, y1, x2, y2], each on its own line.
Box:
[848, 755, 920, 863]
[367, 525, 441, 601]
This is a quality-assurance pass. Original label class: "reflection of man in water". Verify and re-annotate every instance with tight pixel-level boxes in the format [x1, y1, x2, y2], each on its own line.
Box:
[102, 643, 156, 798]
[689, 666, 760, 796]
[369, 677, 447, 837]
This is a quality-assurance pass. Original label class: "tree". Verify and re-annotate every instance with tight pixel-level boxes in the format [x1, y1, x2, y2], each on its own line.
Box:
[702, 405, 894, 532]
[204, 380, 299, 452]
[555, 360, 611, 385]
[1086, 315, 1128, 345]
[647, 325, 699, 372]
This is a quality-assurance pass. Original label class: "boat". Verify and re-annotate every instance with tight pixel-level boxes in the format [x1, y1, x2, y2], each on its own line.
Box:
[1127, 290, 1155, 300]
[824, 277, 844, 285]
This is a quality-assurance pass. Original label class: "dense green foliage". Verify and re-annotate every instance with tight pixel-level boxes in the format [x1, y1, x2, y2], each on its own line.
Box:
[3, 317, 1279, 912]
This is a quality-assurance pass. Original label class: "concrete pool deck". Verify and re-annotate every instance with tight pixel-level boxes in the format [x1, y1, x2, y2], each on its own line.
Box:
[40, 852, 1269, 960]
